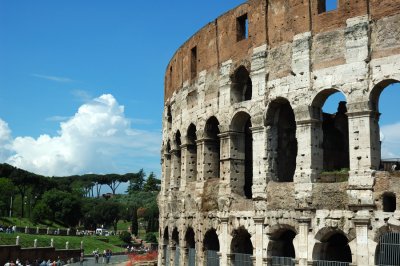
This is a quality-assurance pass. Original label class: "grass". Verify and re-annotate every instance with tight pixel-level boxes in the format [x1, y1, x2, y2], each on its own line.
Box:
[116, 220, 131, 231]
[0, 232, 125, 255]
[0, 217, 65, 229]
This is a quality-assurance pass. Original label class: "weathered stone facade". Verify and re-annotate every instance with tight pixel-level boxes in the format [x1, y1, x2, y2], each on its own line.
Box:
[158, 0, 400, 265]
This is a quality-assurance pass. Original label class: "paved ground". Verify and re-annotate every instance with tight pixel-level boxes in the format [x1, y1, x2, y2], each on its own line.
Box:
[68, 255, 129, 266]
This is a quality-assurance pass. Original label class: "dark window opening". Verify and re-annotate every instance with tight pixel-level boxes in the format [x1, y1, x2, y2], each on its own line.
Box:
[191, 46, 197, 81]
[231, 227, 253, 254]
[231, 66, 252, 103]
[172, 228, 179, 246]
[185, 228, 196, 249]
[204, 229, 220, 251]
[320, 233, 352, 262]
[318, 0, 338, 14]
[244, 118, 253, 199]
[383, 193, 396, 212]
[169, 66, 173, 89]
[187, 124, 198, 182]
[167, 105, 172, 130]
[237, 14, 248, 41]
[270, 230, 296, 258]
[204, 117, 220, 179]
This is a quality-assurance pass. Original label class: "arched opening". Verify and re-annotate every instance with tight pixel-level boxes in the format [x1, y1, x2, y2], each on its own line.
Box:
[269, 229, 296, 260]
[370, 80, 400, 170]
[186, 124, 197, 182]
[204, 117, 220, 180]
[265, 98, 297, 182]
[204, 228, 220, 265]
[231, 227, 253, 265]
[230, 112, 253, 198]
[383, 192, 396, 212]
[376, 232, 400, 265]
[171, 131, 182, 189]
[312, 90, 349, 172]
[167, 105, 172, 131]
[313, 232, 352, 263]
[172, 227, 180, 265]
[163, 140, 172, 192]
[185, 227, 196, 265]
[163, 227, 170, 265]
[231, 66, 252, 103]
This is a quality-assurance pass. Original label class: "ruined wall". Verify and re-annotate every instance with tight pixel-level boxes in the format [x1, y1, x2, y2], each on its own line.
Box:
[159, 0, 400, 265]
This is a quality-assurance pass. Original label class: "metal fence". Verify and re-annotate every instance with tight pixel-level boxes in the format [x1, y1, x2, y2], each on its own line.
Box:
[175, 247, 180, 266]
[313, 261, 349, 266]
[232, 253, 252, 266]
[271, 256, 295, 266]
[164, 245, 170, 266]
[188, 248, 196, 266]
[206, 250, 220, 266]
[377, 232, 400, 266]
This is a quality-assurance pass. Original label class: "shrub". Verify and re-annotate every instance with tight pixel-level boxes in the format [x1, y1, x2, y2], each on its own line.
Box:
[119, 231, 132, 244]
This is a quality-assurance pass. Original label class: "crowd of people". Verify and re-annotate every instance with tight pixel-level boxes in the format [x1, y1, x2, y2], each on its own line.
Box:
[0, 225, 17, 233]
[3, 258, 66, 266]
[91, 249, 113, 264]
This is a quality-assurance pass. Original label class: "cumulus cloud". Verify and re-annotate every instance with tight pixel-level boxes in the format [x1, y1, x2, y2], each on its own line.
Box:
[1, 94, 161, 176]
[381, 122, 400, 159]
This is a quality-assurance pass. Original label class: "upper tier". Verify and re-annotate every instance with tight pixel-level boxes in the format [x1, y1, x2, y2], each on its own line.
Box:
[164, 0, 400, 101]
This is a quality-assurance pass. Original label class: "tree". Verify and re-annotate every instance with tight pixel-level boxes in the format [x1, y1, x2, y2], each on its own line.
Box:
[119, 231, 132, 244]
[10, 170, 38, 218]
[143, 172, 161, 192]
[145, 232, 158, 244]
[98, 174, 130, 195]
[131, 206, 139, 236]
[127, 169, 146, 193]
[0, 177, 15, 216]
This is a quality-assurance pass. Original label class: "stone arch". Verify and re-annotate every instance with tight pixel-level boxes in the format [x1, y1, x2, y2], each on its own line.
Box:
[311, 88, 349, 172]
[231, 226, 253, 254]
[172, 227, 180, 247]
[203, 228, 220, 251]
[186, 123, 198, 182]
[166, 105, 172, 131]
[171, 131, 182, 189]
[185, 227, 196, 249]
[163, 226, 170, 245]
[369, 79, 400, 166]
[203, 116, 220, 179]
[313, 228, 352, 263]
[230, 111, 253, 198]
[265, 97, 297, 182]
[267, 224, 297, 259]
[369, 79, 400, 113]
[231, 65, 252, 103]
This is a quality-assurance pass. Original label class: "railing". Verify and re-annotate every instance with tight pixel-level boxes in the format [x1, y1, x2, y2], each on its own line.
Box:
[377, 232, 400, 266]
[313, 260, 350, 266]
[232, 253, 252, 266]
[0, 234, 82, 249]
[206, 250, 220, 266]
[271, 256, 295, 266]
[188, 248, 196, 266]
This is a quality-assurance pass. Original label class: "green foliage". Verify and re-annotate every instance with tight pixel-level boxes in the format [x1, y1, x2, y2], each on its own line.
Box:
[143, 172, 161, 192]
[126, 169, 145, 193]
[119, 231, 132, 244]
[32, 201, 51, 224]
[144, 232, 158, 244]
[0, 178, 15, 216]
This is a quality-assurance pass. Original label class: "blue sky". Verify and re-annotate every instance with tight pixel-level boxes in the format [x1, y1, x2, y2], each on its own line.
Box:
[0, 0, 398, 183]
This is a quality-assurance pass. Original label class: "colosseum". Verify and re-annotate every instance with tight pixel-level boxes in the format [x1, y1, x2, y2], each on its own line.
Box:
[158, 0, 400, 265]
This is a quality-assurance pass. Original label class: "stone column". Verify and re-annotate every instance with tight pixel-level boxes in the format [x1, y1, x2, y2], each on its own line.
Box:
[347, 104, 379, 209]
[353, 216, 370, 266]
[254, 217, 264, 266]
[219, 131, 244, 196]
[180, 142, 197, 192]
[170, 245, 176, 266]
[251, 126, 267, 199]
[297, 217, 311, 266]
[162, 153, 171, 196]
[294, 107, 323, 208]
[170, 149, 181, 191]
[220, 217, 229, 266]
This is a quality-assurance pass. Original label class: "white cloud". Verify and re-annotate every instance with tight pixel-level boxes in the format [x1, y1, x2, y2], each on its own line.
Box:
[31, 73, 75, 83]
[381, 122, 400, 159]
[1, 94, 161, 176]
[0, 119, 13, 161]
